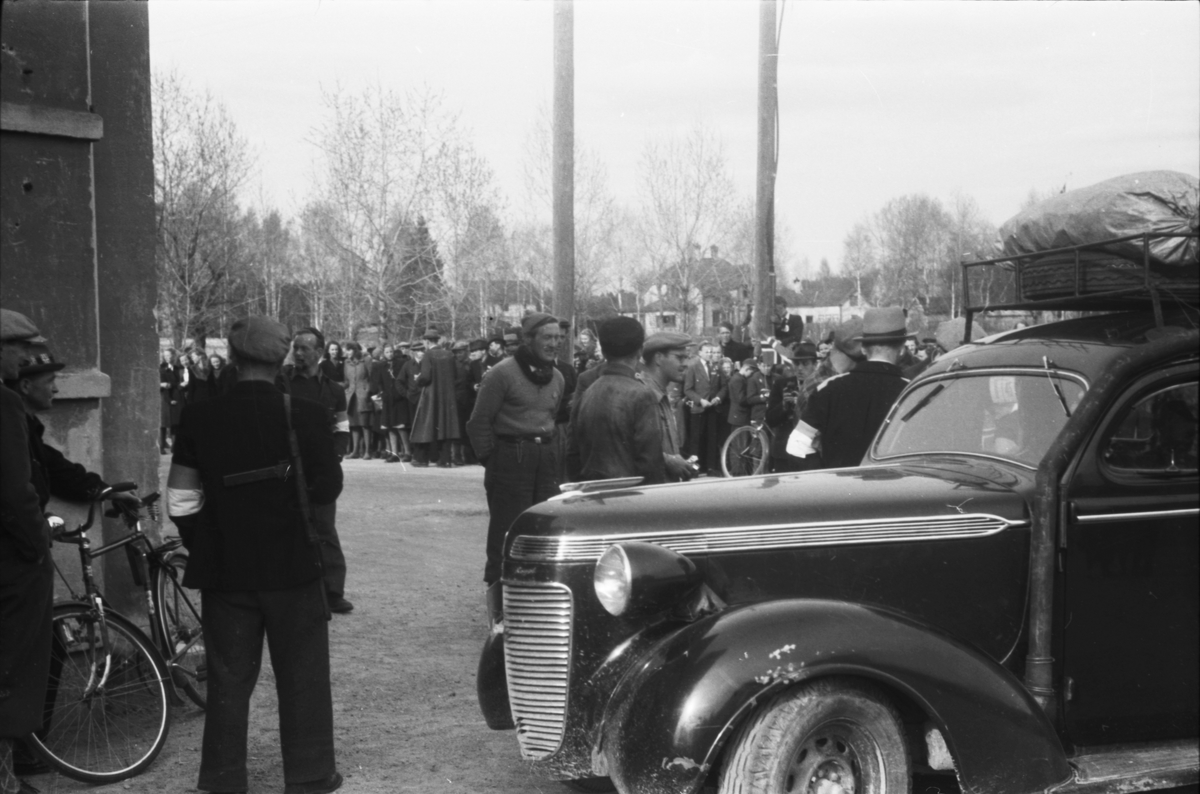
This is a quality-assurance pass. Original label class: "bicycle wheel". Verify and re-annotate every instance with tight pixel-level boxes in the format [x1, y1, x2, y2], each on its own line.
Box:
[29, 603, 171, 783]
[155, 550, 207, 708]
[722, 425, 769, 477]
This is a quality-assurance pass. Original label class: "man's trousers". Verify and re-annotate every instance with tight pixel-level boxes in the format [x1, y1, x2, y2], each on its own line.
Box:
[311, 501, 346, 599]
[198, 581, 334, 793]
[483, 439, 558, 585]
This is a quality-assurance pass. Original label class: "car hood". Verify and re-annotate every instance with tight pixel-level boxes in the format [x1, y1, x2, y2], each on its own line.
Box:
[509, 459, 1034, 542]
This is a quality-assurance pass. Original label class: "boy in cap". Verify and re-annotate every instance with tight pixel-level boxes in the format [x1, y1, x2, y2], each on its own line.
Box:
[642, 332, 698, 481]
[798, 307, 910, 469]
[567, 316, 667, 485]
[0, 310, 55, 792]
[466, 312, 564, 586]
[167, 316, 344, 794]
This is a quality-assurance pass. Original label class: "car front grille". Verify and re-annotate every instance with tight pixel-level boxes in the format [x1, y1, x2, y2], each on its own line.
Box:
[503, 582, 573, 760]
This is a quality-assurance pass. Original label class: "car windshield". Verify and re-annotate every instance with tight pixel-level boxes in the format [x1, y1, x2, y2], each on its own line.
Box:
[874, 372, 1086, 468]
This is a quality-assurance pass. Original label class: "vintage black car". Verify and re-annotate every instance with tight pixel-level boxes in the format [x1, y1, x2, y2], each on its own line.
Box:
[477, 233, 1199, 794]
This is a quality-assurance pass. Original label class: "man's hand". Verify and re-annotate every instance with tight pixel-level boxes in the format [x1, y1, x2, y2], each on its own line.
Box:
[665, 454, 694, 481]
[109, 490, 142, 509]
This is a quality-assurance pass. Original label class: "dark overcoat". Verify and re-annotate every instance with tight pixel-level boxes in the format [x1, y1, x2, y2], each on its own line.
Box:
[411, 347, 461, 443]
[800, 361, 907, 469]
[171, 381, 343, 591]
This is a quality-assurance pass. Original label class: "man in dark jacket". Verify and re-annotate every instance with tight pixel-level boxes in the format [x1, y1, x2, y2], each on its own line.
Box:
[411, 329, 461, 467]
[168, 316, 344, 794]
[281, 327, 353, 615]
[1, 310, 54, 792]
[800, 308, 909, 469]
[567, 316, 665, 485]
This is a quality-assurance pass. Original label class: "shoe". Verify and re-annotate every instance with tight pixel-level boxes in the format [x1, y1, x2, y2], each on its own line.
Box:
[412, 461, 429, 467]
[328, 596, 354, 614]
[401, 453, 413, 462]
[384, 454, 399, 463]
[18, 781, 43, 794]
[436, 462, 452, 468]
[284, 772, 343, 794]
[13, 758, 50, 776]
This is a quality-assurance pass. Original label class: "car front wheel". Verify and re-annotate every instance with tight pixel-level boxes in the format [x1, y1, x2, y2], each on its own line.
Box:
[720, 677, 910, 794]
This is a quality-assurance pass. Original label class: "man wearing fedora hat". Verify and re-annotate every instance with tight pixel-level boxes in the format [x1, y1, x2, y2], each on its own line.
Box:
[410, 327, 462, 467]
[799, 307, 910, 470]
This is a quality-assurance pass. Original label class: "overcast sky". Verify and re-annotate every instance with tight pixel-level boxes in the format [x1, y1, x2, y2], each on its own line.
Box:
[149, 0, 1200, 280]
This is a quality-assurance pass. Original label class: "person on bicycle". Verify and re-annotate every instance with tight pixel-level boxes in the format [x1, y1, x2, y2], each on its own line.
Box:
[167, 315, 344, 794]
[1, 310, 57, 794]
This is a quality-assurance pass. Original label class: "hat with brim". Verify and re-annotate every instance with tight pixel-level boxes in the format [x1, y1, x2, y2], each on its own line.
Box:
[643, 332, 693, 358]
[1, 309, 47, 343]
[469, 338, 487, 352]
[15, 342, 66, 378]
[791, 341, 818, 362]
[422, 327, 441, 341]
[855, 307, 911, 344]
[228, 316, 290, 365]
[451, 340, 468, 352]
[409, 340, 426, 352]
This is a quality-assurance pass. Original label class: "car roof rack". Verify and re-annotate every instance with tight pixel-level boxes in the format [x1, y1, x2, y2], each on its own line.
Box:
[960, 231, 1198, 344]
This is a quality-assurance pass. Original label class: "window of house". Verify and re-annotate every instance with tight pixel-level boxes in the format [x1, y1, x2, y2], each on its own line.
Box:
[660, 314, 677, 327]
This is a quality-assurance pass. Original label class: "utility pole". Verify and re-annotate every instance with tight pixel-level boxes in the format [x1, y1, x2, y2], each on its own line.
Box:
[753, 0, 778, 347]
[552, 0, 575, 352]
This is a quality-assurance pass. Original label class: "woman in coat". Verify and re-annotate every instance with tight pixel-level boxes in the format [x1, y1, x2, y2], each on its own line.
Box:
[159, 347, 184, 453]
[321, 342, 346, 385]
[342, 342, 373, 459]
[376, 346, 412, 463]
[184, 348, 218, 405]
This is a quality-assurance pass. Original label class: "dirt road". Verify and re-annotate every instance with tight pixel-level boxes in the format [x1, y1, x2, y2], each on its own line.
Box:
[30, 459, 558, 794]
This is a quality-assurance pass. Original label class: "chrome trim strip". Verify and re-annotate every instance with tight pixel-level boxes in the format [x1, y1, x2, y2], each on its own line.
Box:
[503, 582, 573, 760]
[511, 513, 1024, 562]
[1076, 508, 1199, 524]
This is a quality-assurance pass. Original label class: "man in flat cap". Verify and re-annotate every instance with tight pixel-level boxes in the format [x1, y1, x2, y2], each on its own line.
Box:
[0, 310, 56, 792]
[798, 308, 909, 469]
[567, 316, 666, 485]
[168, 316, 344, 794]
[410, 328, 461, 468]
[466, 312, 564, 586]
[642, 332, 699, 481]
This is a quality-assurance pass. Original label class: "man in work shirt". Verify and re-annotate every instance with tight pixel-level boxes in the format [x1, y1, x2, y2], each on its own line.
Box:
[642, 332, 697, 482]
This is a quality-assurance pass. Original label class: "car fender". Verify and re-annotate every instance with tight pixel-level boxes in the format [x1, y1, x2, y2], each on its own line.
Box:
[598, 599, 1071, 794]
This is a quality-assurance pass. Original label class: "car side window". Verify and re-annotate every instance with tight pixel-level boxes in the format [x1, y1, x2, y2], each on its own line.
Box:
[1103, 381, 1198, 476]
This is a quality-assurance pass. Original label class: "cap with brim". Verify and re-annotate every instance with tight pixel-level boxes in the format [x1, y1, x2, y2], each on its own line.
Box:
[643, 332, 693, 358]
[398, 341, 411, 349]
[598, 316, 644, 358]
[855, 307, 912, 344]
[228, 316, 290, 364]
[16, 342, 65, 377]
[451, 340, 468, 351]
[521, 312, 558, 337]
[791, 341, 818, 362]
[422, 327, 441, 341]
[469, 338, 487, 352]
[1, 309, 46, 343]
[409, 340, 426, 352]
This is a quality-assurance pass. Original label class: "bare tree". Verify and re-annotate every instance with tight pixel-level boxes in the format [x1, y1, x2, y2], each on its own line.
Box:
[153, 70, 254, 345]
[870, 194, 953, 311]
[636, 125, 739, 331]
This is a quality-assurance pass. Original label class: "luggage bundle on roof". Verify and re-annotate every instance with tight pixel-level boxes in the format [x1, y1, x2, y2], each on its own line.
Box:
[964, 171, 1199, 313]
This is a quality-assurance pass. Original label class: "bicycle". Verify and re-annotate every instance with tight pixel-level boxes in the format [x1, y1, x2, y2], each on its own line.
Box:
[29, 482, 205, 783]
[721, 422, 772, 477]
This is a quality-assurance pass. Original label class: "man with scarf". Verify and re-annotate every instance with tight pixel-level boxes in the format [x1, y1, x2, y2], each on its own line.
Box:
[466, 312, 564, 586]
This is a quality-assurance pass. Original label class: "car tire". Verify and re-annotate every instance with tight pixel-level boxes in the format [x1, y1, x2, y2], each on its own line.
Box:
[560, 776, 616, 792]
[719, 677, 909, 794]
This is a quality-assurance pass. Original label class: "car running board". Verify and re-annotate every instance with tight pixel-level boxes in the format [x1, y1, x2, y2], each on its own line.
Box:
[1048, 739, 1198, 793]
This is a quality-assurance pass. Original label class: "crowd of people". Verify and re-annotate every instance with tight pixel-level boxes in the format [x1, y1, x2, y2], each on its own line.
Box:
[5, 299, 945, 794]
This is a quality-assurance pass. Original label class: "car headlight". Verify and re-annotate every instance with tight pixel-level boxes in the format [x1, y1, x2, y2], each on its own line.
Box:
[594, 541, 700, 617]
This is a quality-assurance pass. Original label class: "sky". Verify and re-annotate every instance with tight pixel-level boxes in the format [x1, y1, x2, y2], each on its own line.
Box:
[148, 0, 1200, 281]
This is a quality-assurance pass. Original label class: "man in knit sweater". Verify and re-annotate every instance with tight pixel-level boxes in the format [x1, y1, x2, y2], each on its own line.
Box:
[466, 313, 565, 585]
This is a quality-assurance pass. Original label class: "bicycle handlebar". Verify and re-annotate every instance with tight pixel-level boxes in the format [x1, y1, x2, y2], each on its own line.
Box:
[52, 484, 157, 542]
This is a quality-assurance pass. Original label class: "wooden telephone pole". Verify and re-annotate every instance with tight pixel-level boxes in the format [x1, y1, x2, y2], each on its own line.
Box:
[753, 0, 779, 347]
[553, 0, 575, 348]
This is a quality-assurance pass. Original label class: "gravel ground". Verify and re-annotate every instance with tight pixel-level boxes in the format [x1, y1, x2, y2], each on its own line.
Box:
[26, 458, 555, 794]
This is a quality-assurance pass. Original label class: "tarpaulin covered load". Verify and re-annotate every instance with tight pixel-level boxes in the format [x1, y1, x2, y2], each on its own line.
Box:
[997, 170, 1199, 267]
